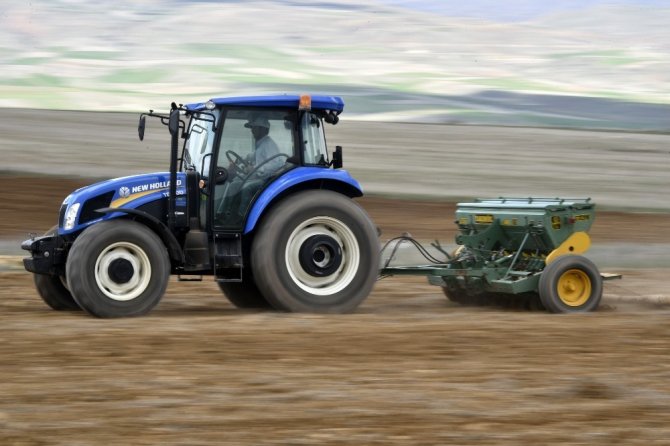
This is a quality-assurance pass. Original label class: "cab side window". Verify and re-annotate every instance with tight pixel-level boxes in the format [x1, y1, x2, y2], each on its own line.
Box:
[301, 112, 328, 165]
[213, 108, 296, 229]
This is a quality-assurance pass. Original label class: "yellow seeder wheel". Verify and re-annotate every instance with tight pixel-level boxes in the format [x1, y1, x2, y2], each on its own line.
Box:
[539, 255, 602, 313]
[556, 269, 592, 307]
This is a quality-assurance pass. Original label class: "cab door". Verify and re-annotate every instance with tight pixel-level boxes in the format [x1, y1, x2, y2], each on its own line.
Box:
[211, 108, 297, 229]
[210, 108, 297, 280]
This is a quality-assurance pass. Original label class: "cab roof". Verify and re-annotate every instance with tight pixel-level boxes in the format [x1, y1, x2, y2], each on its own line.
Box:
[185, 94, 344, 113]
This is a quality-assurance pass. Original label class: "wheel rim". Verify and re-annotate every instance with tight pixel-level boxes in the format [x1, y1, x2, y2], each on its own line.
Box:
[557, 268, 591, 307]
[94, 242, 152, 301]
[285, 216, 360, 296]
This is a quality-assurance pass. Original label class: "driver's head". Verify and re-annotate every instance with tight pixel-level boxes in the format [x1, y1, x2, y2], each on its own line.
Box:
[244, 116, 270, 140]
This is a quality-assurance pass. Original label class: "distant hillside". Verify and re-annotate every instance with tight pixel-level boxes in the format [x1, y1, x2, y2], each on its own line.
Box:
[1, 0, 669, 130]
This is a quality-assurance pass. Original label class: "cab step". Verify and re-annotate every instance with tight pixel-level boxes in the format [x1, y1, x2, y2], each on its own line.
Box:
[178, 275, 203, 282]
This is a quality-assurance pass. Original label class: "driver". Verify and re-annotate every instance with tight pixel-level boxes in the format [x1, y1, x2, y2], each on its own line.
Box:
[219, 115, 285, 222]
[242, 116, 283, 176]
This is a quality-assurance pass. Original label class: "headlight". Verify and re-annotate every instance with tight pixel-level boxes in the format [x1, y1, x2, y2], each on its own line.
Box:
[63, 203, 80, 230]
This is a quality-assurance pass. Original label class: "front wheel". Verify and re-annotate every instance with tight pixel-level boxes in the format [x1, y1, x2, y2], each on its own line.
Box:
[539, 255, 602, 313]
[66, 220, 170, 318]
[251, 190, 379, 313]
[35, 273, 81, 311]
[34, 226, 81, 311]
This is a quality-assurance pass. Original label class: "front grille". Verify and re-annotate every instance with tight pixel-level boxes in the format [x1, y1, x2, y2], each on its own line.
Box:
[79, 191, 115, 224]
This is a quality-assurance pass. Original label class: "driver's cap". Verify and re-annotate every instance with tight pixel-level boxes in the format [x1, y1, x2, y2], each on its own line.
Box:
[244, 116, 270, 129]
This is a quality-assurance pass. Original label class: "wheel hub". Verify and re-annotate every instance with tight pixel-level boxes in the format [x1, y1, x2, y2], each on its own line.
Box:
[107, 258, 134, 284]
[557, 269, 591, 306]
[94, 241, 152, 302]
[285, 216, 360, 296]
[298, 235, 342, 277]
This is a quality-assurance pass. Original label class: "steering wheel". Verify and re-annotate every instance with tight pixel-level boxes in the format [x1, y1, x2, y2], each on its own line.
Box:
[215, 153, 292, 224]
[225, 150, 250, 179]
[239, 153, 290, 183]
[226, 150, 249, 167]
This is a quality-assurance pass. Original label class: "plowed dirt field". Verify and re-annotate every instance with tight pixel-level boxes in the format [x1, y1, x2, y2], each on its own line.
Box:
[1, 175, 669, 445]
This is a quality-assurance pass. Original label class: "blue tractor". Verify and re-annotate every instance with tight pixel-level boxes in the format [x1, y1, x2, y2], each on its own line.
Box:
[22, 94, 380, 317]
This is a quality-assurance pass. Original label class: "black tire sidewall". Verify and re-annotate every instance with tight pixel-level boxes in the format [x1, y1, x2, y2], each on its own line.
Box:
[34, 273, 80, 311]
[218, 269, 271, 309]
[252, 191, 379, 313]
[218, 236, 271, 309]
[33, 225, 80, 311]
[539, 255, 603, 313]
[66, 220, 170, 317]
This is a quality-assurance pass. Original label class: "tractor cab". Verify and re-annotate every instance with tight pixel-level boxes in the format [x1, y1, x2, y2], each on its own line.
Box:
[170, 94, 344, 231]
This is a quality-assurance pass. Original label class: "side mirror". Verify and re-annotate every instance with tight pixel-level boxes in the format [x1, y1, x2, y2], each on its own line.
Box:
[138, 116, 146, 141]
[168, 109, 180, 136]
[331, 145, 343, 169]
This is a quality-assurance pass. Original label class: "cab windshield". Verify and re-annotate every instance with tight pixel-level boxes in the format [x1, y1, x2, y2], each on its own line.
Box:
[183, 110, 220, 175]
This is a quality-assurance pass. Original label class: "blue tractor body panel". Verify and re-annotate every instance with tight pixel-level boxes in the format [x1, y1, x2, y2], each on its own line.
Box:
[244, 167, 363, 234]
[60, 172, 186, 235]
[60, 167, 360, 236]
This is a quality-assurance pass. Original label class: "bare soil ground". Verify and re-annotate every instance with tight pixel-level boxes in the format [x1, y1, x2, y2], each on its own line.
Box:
[2, 175, 670, 445]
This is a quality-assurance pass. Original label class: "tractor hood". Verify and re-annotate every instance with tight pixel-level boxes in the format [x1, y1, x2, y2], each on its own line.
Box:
[59, 172, 186, 235]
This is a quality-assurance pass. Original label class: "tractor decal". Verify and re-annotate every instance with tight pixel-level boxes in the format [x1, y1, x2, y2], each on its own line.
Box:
[111, 189, 162, 208]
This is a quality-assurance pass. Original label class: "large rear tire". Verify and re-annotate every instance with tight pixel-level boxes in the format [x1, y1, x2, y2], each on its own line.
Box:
[34, 226, 80, 311]
[218, 270, 271, 309]
[66, 220, 170, 318]
[539, 255, 602, 313]
[251, 190, 379, 313]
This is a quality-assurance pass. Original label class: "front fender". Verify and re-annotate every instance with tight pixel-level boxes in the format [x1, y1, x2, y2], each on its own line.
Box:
[95, 207, 185, 265]
[244, 167, 363, 234]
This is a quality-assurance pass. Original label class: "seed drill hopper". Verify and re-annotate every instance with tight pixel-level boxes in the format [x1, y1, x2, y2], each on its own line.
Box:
[381, 197, 620, 313]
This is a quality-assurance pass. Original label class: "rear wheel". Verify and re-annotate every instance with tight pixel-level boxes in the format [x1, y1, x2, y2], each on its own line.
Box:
[539, 255, 602, 313]
[34, 226, 80, 311]
[251, 190, 379, 313]
[66, 220, 170, 318]
[218, 270, 271, 309]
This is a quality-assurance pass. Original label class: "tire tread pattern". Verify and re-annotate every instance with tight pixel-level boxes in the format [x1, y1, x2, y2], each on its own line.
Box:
[66, 220, 170, 318]
[251, 190, 379, 313]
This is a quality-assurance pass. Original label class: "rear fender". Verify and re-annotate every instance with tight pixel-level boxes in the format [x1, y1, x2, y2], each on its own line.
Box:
[244, 167, 363, 234]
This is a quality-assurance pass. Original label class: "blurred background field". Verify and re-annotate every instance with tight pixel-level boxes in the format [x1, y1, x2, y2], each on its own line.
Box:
[0, 0, 668, 264]
[1, 108, 668, 212]
[1, 1, 668, 208]
[2, 0, 670, 129]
